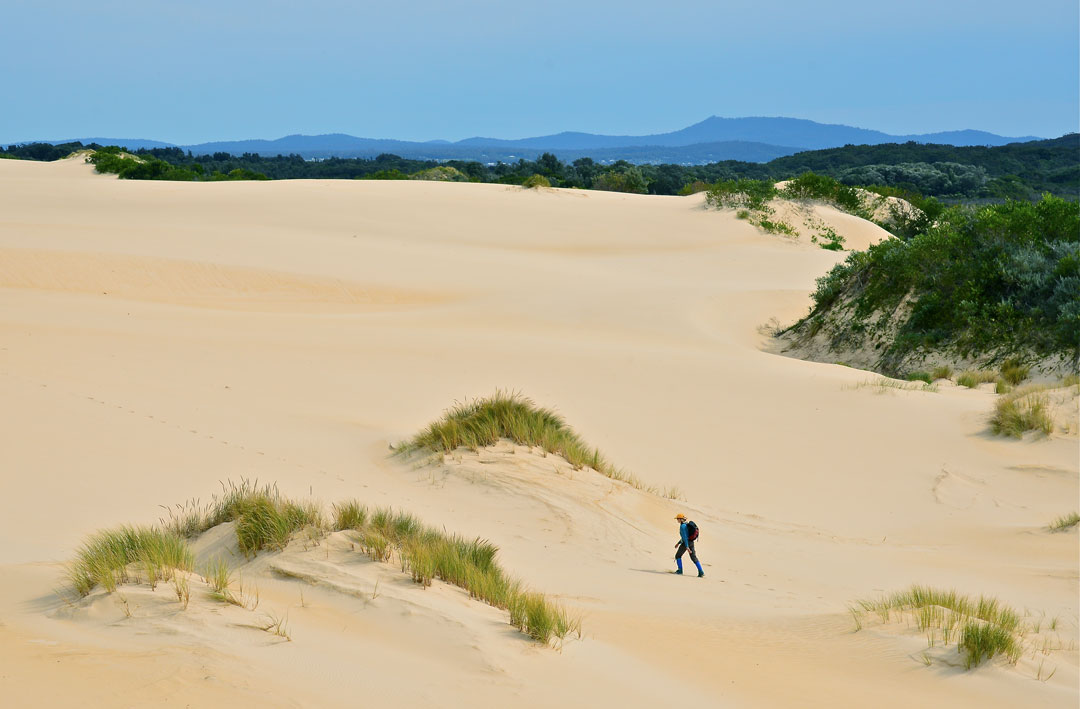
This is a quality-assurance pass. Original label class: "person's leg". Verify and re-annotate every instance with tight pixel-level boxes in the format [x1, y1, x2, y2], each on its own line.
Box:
[675, 542, 686, 573]
[689, 541, 704, 577]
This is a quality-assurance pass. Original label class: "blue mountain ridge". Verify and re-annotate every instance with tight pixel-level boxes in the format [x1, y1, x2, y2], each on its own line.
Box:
[23, 117, 1043, 165]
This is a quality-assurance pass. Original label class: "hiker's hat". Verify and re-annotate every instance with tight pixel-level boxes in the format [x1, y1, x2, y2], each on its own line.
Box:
[675, 513, 687, 521]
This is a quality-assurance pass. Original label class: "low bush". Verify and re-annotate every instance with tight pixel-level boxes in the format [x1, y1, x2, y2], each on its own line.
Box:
[906, 371, 933, 384]
[704, 179, 776, 211]
[522, 174, 551, 189]
[792, 195, 1080, 370]
[780, 172, 867, 217]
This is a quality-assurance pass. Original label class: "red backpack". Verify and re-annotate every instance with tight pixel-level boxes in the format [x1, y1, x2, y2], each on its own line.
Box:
[686, 520, 699, 541]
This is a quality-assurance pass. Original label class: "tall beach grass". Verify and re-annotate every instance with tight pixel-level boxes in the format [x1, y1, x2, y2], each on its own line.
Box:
[854, 585, 1023, 668]
[333, 500, 579, 644]
[68, 526, 193, 597]
[397, 391, 675, 497]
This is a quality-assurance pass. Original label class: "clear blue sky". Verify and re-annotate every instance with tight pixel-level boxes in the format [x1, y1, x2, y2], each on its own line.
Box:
[3, 0, 1077, 144]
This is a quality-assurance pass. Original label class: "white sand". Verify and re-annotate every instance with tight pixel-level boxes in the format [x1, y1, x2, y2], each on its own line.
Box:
[0, 157, 1076, 707]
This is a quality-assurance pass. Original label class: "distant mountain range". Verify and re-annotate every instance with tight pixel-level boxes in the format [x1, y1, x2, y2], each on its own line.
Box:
[25, 117, 1043, 164]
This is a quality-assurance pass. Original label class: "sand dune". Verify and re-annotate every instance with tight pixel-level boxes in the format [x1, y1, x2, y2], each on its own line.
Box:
[0, 159, 1076, 707]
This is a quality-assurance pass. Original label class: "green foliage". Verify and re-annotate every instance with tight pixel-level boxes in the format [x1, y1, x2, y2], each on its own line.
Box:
[990, 386, 1054, 437]
[68, 526, 193, 596]
[704, 179, 776, 211]
[5, 135, 1076, 200]
[798, 195, 1080, 365]
[521, 174, 551, 189]
[813, 225, 846, 251]
[906, 371, 933, 384]
[410, 166, 469, 182]
[780, 172, 867, 217]
[361, 169, 408, 180]
[88, 147, 266, 182]
[592, 166, 649, 193]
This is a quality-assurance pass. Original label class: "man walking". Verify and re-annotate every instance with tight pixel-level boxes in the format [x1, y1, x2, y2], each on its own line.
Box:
[674, 513, 704, 577]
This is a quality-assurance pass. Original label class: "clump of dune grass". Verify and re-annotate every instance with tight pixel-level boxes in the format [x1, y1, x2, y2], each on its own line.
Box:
[990, 385, 1054, 437]
[338, 502, 579, 644]
[68, 526, 193, 597]
[70, 484, 580, 646]
[959, 621, 1020, 669]
[332, 500, 368, 531]
[854, 585, 1023, 668]
[906, 371, 933, 384]
[162, 480, 324, 556]
[849, 378, 937, 394]
[1063, 374, 1079, 387]
[999, 358, 1031, 386]
[399, 391, 671, 497]
[931, 365, 953, 380]
[956, 370, 999, 389]
[1049, 512, 1080, 532]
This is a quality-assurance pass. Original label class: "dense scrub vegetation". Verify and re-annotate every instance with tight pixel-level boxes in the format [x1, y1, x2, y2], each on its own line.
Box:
[788, 195, 1080, 370]
[4, 135, 1075, 199]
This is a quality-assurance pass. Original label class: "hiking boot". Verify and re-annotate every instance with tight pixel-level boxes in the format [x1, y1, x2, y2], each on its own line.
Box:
[674, 569, 683, 575]
[697, 571, 705, 578]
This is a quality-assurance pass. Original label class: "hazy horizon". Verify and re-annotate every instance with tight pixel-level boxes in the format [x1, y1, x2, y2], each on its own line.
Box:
[4, 1, 1077, 144]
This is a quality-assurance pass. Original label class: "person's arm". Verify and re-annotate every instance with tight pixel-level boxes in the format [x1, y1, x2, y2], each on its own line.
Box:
[680, 523, 689, 547]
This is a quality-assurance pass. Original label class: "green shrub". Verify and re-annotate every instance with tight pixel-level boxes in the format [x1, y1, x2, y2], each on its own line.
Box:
[522, 174, 551, 189]
[906, 371, 933, 384]
[592, 167, 649, 194]
[705, 179, 776, 211]
[780, 172, 868, 217]
[794, 195, 1080, 366]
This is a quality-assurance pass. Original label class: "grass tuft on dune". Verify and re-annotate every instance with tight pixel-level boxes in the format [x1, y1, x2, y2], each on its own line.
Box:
[68, 526, 193, 597]
[334, 500, 579, 644]
[71, 483, 578, 645]
[398, 391, 674, 497]
[1049, 512, 1080, 532]
[854, 585, 1023, 668]
[990, 385, 1054, 438]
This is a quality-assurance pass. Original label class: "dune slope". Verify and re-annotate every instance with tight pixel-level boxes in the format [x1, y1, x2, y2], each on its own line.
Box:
[0, 158, 1076, 707]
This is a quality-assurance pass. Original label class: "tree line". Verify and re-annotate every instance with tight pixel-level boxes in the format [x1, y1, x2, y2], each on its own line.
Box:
[2, 135, 1076, 200]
